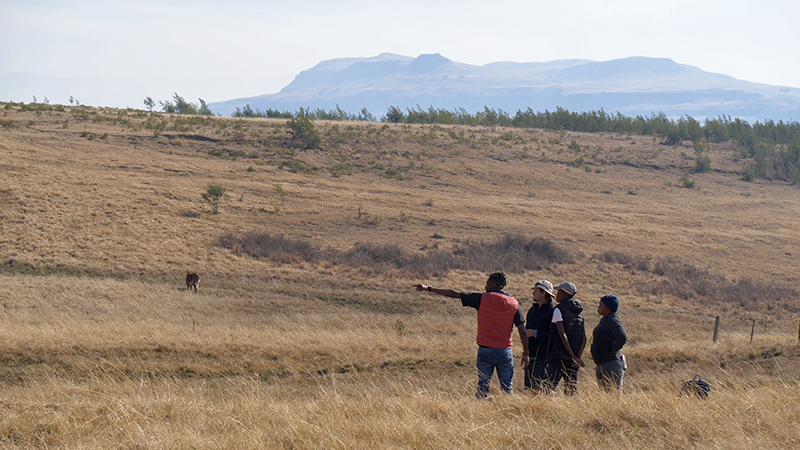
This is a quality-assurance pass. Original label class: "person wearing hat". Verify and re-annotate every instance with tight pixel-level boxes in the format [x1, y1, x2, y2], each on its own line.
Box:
[524, 280, 556, 393]
[544, 281, 586, 395]
[591, 294, 628, 392]
[414, 272, 529, 399]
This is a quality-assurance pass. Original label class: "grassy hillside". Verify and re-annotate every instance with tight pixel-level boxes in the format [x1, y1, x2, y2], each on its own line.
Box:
[1, 103, 800, 448]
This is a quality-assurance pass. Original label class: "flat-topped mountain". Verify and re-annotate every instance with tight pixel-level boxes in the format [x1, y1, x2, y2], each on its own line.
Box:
[209, 53, 800, 121]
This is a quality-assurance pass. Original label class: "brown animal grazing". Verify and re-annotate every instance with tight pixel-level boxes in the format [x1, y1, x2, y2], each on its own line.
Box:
[186, 272, 200, 293]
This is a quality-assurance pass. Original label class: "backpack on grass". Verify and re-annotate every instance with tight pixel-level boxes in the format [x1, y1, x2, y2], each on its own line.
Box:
[680, 374, 710, 399]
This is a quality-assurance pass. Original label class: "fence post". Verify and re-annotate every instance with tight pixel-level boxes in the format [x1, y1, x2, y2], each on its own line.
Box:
[713, 316, 720, 343]
[750, 319, 756, 344]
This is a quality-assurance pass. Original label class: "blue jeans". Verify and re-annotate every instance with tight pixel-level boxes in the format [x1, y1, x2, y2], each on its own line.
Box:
[476, 346, 514, 398]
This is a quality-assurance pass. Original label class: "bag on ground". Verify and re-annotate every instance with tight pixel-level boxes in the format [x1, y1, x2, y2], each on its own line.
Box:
[680, 374, 710, 399]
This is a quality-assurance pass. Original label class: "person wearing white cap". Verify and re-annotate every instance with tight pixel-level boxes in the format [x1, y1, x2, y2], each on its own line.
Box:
[524, 280, 556, 393]
[544, 281, 586, 395]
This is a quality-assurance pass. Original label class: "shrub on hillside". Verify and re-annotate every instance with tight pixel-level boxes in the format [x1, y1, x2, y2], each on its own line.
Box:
[215, 232, 572, 277]
[695, 146, 712, 173]
[680, 170, 696, 188]
[201, 184, 227, 214]
[286, 111, 322, 149]
[216, 233, 322, 264]
[456, 234, 573, 273]
[596, 250, 799, 312]
[594, 251, 652, 272]
[343, 243, 416, 272]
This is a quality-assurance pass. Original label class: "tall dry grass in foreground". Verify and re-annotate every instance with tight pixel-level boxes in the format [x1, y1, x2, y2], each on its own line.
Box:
[4, 368, 800, 449]
[2, 274, 800, 448]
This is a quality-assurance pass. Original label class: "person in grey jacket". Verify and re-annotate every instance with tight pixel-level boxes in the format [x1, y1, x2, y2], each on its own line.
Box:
[590, 294, 628, 392]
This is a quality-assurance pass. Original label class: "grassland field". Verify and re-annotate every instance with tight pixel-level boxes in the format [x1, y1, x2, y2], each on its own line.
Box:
[1, 103, 800, 448]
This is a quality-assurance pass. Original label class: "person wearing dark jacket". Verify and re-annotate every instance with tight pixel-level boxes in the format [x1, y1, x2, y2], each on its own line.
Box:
[544, 282, 586, 395]
[591, 294, 628, 392]
[524, 280, 556, 393]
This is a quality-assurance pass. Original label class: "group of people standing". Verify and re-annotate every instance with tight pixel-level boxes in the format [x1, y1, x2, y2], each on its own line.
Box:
[414, 272, 627, 399]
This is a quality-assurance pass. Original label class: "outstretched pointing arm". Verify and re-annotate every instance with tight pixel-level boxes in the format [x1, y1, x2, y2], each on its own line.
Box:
[414, 284, 461, 299]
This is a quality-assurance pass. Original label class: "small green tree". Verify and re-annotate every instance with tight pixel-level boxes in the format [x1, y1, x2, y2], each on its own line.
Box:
[159, 93, 199, 115]
[286, 111, 321, 149]
[477, 106, 500, 131]
[274, 184, 286, 205]
[357, 107, 375, 122]
[197, 99, 213, 116]
[159, 99, 176, 113]
[680, 169, 695, 189]
[704, 118, 730, 143]
[201, 184, 227, 214]
[383, 106, 404, 123]
[694, 143, 711, 173]
[143, 97, 155, 111]
[171, 93, 197, 115]
[683, 115, 704, 143]
[743, 161, 758, 181]
[661, 125, 683, 145]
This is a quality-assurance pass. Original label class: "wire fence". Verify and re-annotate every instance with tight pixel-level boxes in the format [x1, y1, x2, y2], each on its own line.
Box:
[709, 314, 800, 343]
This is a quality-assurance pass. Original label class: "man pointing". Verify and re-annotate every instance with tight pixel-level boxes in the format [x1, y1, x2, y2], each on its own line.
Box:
[415, 272, 529, 399]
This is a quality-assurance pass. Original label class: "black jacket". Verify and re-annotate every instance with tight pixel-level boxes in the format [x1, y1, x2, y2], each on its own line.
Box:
[525, 300, 555, 360]
[545, 298, 585, 363]
[591, 312, 628, 364]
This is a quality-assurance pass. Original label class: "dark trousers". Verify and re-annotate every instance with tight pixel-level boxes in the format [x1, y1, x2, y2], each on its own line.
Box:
[524, 358, 547, 392]
[545, 359, 578, 395]
[595, 358, 625, 392]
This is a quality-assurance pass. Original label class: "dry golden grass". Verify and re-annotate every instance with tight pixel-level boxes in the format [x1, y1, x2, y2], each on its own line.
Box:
[2, 103, 800, 448]
[2, 275, 800, 448]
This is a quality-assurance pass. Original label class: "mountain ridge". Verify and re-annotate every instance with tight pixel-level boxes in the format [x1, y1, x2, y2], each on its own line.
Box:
[209, 54, 800, 122]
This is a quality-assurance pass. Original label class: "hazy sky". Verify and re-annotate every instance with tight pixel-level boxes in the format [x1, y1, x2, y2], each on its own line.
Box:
[2, 0, 798, 109]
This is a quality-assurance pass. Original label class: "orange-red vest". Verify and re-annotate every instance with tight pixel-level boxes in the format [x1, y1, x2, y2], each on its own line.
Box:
[476, 292, 519, 349]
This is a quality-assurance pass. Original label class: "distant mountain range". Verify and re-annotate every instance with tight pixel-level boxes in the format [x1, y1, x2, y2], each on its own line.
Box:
[209, 53, 800, 122]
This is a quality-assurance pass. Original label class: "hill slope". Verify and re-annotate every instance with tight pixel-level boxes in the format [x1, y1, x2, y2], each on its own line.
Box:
[1, 102, 799, 312]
